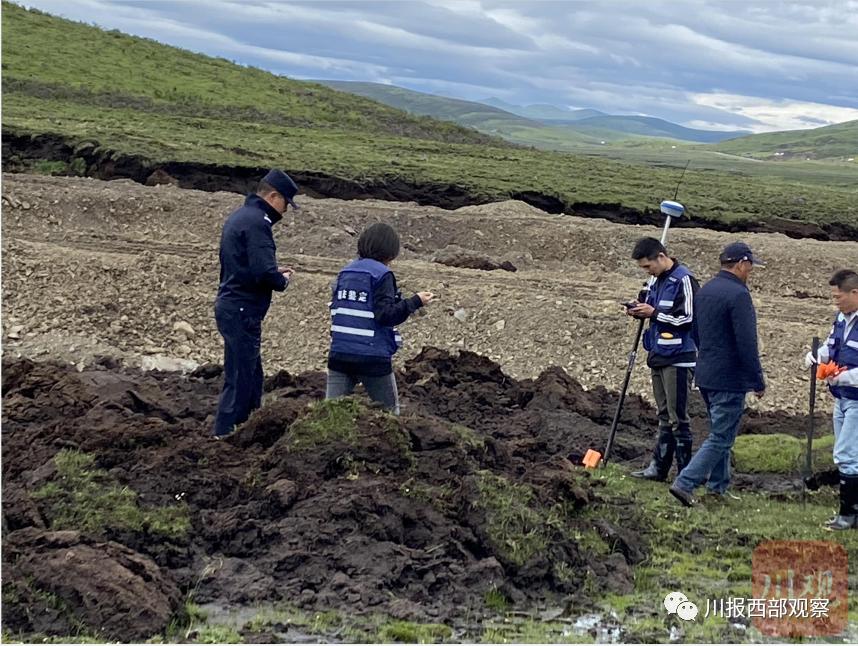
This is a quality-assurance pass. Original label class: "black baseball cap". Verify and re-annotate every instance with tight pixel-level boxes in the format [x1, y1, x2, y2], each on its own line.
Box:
[719, 241, 765, 267]
[262, 169, 300, 209]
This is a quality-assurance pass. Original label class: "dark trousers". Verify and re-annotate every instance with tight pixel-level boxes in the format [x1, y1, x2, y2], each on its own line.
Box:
[651, 365, 693, 444]
[326, 369, 400, 415]
[213, 303, 263, 436]
[674, 389, 746, 494]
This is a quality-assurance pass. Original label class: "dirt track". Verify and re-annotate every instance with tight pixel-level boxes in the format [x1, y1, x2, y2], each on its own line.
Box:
[3, 173, 856, 414]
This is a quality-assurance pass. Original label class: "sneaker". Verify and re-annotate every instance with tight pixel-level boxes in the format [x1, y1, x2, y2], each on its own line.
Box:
[669, 485, 696, 507]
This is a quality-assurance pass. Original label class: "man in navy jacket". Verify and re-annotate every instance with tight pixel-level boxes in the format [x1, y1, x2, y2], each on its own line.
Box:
[212, 169, 299, 438]
[627, 237, 700, 482]
[669, 242, 766, 506]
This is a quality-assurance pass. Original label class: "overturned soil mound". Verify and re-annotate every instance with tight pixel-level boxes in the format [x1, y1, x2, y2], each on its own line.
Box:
[0, 349, 822, 640]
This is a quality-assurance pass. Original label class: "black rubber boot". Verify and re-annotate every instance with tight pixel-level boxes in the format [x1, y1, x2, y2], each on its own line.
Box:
[674, 438, 693, 475]
[826, 473, 858, 531]
[632, 431, 675, 481]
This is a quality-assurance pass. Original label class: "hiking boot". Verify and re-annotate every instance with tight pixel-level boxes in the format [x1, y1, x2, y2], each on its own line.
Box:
[669, 484, 696, 507]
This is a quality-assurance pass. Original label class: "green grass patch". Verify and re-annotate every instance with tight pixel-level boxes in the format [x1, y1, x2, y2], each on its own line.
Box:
[484, 586, 510, 613]
[195, 624, 242, 644]
[586, 464, 858, 642]
[32, 449, 189, 538]
[449, 424, 486, 450]
[474, 471, 555, 566]
[287, 398, 413, 471]
[377, 620, 452, 643]
[287, 398, 364, 449]
[399, 478, 455, 511]
[733, 433, 834, 474]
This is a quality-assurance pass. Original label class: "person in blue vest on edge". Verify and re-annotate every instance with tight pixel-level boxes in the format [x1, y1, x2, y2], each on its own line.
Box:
[669, 241, 766, 507]
[804, 269, 858, 530]
[212, 169, 299, 439]
[326, 223, 433, 414]
[626, 237, 700, 482]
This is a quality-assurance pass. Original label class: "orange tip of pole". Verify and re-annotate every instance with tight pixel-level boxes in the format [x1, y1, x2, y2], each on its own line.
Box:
[582, 449, 602, 469]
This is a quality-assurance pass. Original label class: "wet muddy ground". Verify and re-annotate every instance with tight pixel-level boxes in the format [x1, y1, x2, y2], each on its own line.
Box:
[0, 349, 829, 641]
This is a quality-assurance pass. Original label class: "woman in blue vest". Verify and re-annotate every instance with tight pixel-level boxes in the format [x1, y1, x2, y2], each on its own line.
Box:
[326, 223, 434, 414]
[805, 269, 858, 530]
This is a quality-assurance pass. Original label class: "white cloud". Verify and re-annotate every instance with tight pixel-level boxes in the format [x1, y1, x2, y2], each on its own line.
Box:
[17, 0, 858, 132]
[692, 93, 858, 132]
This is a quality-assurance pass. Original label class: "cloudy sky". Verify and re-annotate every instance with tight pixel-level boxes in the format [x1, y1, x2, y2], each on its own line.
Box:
[19, 0, 858, 132]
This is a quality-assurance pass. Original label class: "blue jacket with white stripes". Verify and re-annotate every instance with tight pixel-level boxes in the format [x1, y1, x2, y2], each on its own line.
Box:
[817, 311, 858, 400]
[328, 258, 423, 376]
[643, 261, 700, 369]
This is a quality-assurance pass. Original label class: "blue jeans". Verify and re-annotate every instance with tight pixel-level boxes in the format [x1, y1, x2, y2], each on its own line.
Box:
[833, 398, 858, 476]
[326, 369, 400, 415]
[213, 303, 264, 436]
[674, 389, 746, 494]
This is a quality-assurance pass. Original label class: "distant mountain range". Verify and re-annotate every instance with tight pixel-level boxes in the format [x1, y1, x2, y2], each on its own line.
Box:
[480, 97, 606, 122]
[316, 81, 751, 144]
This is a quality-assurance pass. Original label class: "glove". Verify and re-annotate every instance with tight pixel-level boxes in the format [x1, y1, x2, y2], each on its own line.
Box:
[826, 371, 847, 386]
[804, 351, 818, 369]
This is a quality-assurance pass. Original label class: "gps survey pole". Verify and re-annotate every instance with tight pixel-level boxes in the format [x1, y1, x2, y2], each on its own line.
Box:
[600, 199, 685, 466]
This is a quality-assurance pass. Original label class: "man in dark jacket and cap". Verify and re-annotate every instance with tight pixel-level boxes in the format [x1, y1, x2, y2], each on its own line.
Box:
[669, 242, 766, 506]
[212, 169, 299, 438]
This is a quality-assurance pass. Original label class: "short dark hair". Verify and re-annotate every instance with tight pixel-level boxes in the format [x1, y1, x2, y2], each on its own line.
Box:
[358, 223, 400, 263]
[257, 179, 277, 196]
[720, 260, 740, 269]
[829, 269, 858, 292]
[632, 237, 666, 261]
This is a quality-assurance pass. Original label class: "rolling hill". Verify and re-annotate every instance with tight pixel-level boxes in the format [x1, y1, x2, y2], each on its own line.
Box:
[317, 81, 748, 144]
[479, 98, 606, 122]
[2, 2, 856, 239]
[713, 120, 858, 160]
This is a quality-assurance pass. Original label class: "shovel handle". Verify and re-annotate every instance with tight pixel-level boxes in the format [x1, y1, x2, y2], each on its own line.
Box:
[805, 337, 819, 480]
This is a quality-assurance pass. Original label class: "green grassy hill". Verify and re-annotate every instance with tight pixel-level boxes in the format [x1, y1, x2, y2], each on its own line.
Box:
[317, 81, 540, 130]
[317, 81, 747, 144]
[316, 81, 615, 146]
[714, 120, 858, 160]
[569, 115, 747, 143]
[0, 5, 500, 149]
[2, 2, 856, 237]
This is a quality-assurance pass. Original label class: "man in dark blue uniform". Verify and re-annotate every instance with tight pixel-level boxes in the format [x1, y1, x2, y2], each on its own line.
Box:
[213, 169, 299, 438]
[669, 242, 766, 506]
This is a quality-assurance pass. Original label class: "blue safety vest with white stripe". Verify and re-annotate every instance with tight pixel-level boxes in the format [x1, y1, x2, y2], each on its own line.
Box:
[642, 264, 697, 360]
[828, 313, 858, 400]
[330, 258, 402, 359]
